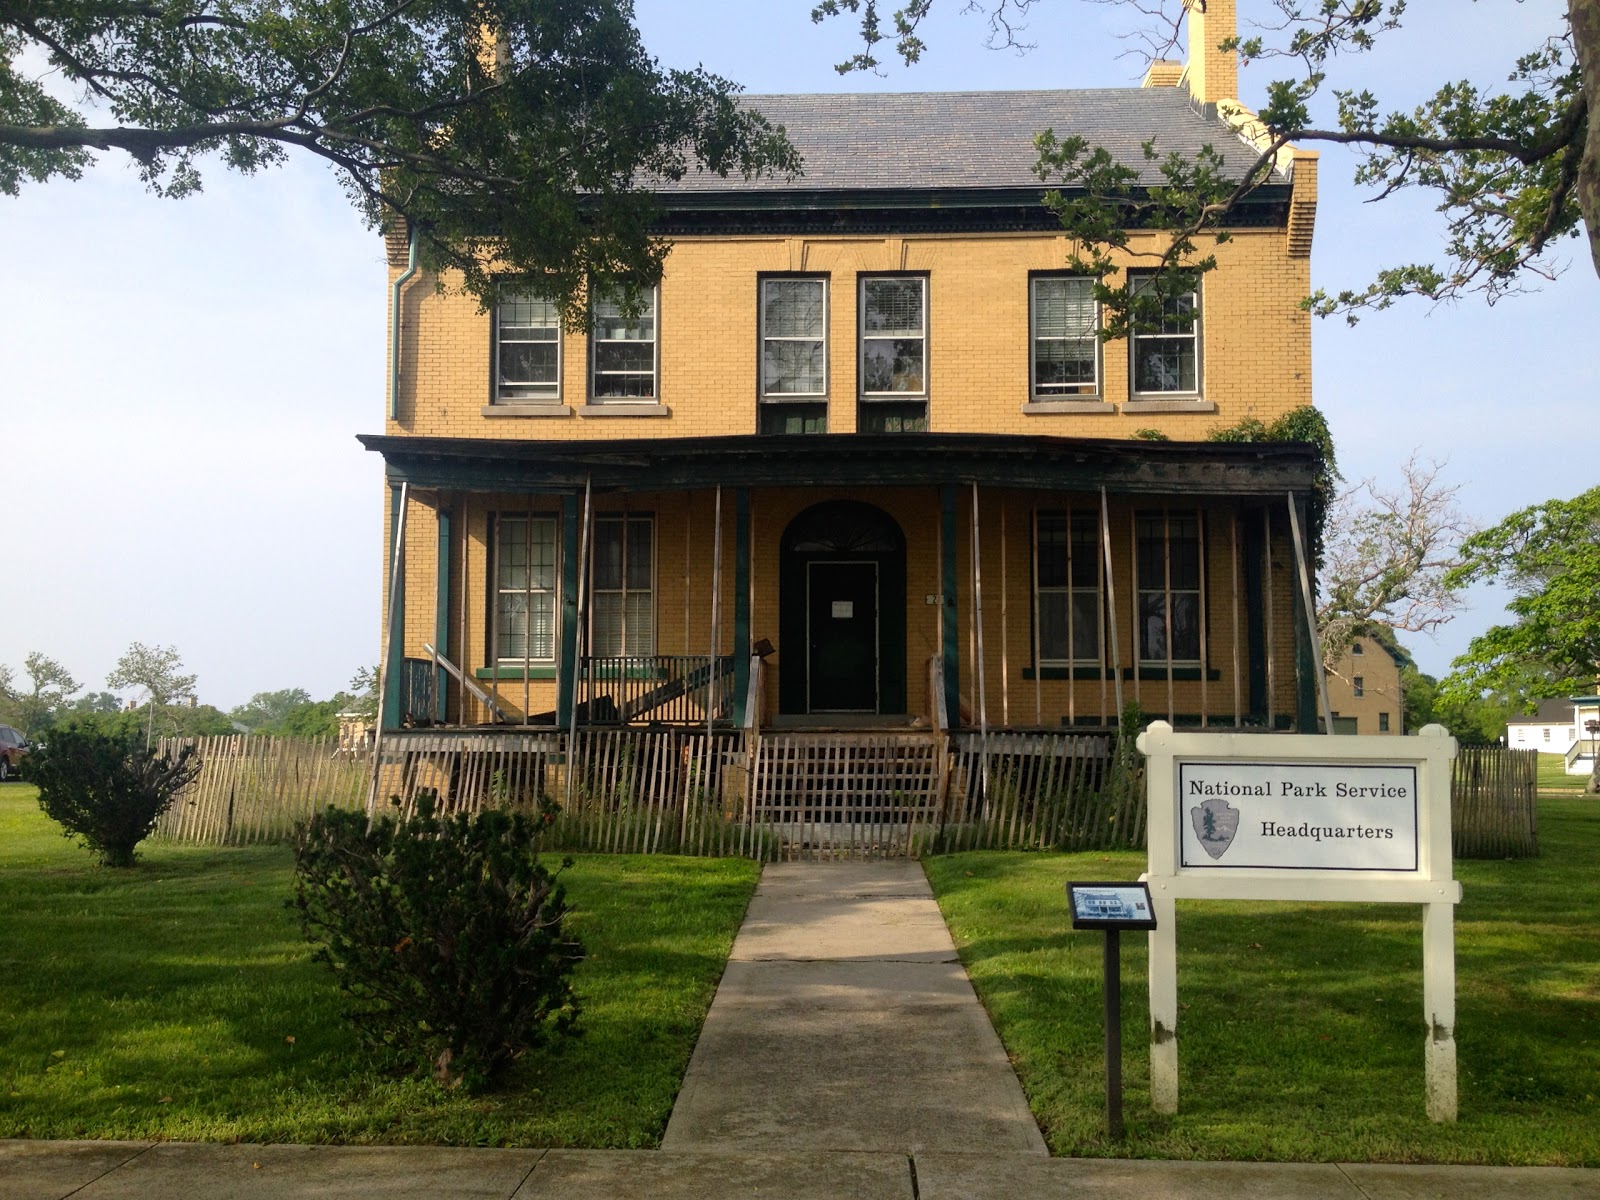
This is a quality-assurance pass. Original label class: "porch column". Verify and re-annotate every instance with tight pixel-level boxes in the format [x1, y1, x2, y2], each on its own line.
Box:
[941, 484, 961, 729]
[1242, 508, 1268, 724]
[556, 491, 581, 727]
[434, 508, 451, 723]
[1290, 492, 1322, 733]
[733, 488, 751, 724]
[381, 482, 406, 731]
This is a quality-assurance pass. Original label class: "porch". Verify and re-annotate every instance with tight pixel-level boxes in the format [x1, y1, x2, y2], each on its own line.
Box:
[361, 432, 1332, 744]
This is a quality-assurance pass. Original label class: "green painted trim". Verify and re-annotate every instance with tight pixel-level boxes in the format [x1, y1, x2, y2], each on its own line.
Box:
[1023, 666, 1111, 681]
[435, 510, 451, 723]
[477, 666, 560, 680]
[1022, 666, 1223, 681]
[733, 488, 751, 724]
[382, 484, 404, 730]
[556, 493, 580, 727]
[941, 485, 960, 730]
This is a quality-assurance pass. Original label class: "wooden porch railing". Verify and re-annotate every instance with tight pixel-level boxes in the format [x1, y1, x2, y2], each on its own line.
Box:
[578, 655, 737, 725]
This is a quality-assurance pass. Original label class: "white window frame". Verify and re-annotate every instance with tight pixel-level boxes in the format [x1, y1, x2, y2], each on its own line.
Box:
[493, 514, 560, 666]
[1030, 276, 1100, 398]
[859, 275, 928, 400]
[589, 514, 656, 659]
[760, 276, 828, 401]
[1035, 509, 1103, 667]
[1129, 273, 1201, 396]
[590, 287, 659, 402]
[1136, 509, 1203, 666]
[494, 291, 562, 403]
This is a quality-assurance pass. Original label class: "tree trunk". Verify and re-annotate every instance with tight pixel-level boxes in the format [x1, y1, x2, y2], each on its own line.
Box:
[1571, 0, 1600, 279]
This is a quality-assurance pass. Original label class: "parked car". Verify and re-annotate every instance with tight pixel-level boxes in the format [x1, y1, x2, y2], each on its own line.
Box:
[0, 725, 28, 781]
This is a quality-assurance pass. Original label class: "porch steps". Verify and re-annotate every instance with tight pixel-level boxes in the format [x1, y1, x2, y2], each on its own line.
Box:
[749, 733, 945, 833]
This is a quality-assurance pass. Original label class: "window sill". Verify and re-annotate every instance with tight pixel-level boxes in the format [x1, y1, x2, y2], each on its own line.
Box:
[475, 666, 559, 680]
[1022, 399, 1115, 415]
[1020, 666, 1224, 681]
[578, 403, 671, 417]
[1122, 397, 1217, 414]
[481, 403, 572, 418]
[1023, 666, 1110, 681]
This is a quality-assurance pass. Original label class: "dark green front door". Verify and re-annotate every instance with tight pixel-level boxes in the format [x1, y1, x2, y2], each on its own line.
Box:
[807, 561, 879, 712]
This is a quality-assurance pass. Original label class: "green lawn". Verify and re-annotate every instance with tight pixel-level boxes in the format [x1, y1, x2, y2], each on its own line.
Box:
[1538, 751, 1587, 793]
[924, 795, 1600, 1165]
[0, 784, 758, 1146]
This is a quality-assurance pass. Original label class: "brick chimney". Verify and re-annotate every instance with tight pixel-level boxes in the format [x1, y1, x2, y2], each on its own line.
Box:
[1182, 0, 1238, 107]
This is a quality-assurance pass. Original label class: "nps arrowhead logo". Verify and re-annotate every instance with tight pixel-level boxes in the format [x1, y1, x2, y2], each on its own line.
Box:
[1190, 797, 1240, 860]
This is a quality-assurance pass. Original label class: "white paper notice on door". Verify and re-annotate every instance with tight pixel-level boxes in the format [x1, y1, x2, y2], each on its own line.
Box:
[831, 601, 854, 619]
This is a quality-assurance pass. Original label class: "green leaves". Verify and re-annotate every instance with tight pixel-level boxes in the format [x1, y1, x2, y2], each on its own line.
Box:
[0, 1, 798, 312]
[1443, 486, 1600, 705]
[290, 793, 583, 1090]
[30, 729, 200, 867]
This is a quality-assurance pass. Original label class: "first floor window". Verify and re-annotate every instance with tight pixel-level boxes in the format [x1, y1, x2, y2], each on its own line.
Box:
[1036, 510, 1101, 664]
[592, 288, 657, 400]
[1379, 712, 1391, 732]
[1031, 276, 1099, 397]
[495, 515, 558, 664]
[1129, 274, 1199, 395]
[1137, 510, 1202, 663]
[495, 292, 561, 402]
[590, 514, 654, 658]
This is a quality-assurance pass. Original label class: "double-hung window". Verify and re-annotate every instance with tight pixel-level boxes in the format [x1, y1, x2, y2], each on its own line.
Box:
[1035, 511, 1102, 665]
[859, 275, 928, 432]
[590, 514, 654, 658]
[760, 277, 827, 433]
[494, 292, 561, 402]
[1353, 676, 1365, 698]
[1129, 274, 1200, 395]
[1031, 277, 1099, 398]
[591, 289, 658, 400]
[494, 515, 559, 666]
[1136, 510, 1202, 664]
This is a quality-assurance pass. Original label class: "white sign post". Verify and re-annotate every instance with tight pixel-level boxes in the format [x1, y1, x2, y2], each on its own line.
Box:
[1138, 720, 1461, 1122]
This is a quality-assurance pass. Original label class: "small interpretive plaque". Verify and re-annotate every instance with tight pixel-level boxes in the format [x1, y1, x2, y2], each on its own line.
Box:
[1068, 881, 1158, 930]
[831, 601, 854, 619]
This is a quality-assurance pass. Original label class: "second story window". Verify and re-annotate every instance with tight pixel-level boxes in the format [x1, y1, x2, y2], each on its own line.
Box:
[1031, 277, 1099, 398]
[591, 289, 657, 401]
[495, 292, 561, 402]
[1129, 274, 1200, 396]
[860, 275, 928, 432]
[760, 277, 828, 434]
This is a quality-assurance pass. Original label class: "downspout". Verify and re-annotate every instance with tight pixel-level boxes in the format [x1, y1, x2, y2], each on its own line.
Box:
[389, 223, 419, 421]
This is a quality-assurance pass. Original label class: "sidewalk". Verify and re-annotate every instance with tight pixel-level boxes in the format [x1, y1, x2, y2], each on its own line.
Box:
[5, 860, 1598, 1199]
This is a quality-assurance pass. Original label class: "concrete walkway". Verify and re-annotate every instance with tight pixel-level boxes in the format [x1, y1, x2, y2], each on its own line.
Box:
[6, 860, 1599, 1198]
[662, 860, 1046, 1155]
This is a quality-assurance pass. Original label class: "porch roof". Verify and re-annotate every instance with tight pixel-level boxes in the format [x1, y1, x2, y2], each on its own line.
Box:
[358, 432, 1321, 497]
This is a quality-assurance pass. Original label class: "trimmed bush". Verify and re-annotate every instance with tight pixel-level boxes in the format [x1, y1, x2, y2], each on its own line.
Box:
[290, 795, 582, 1090]
[31, 729, 199, 867]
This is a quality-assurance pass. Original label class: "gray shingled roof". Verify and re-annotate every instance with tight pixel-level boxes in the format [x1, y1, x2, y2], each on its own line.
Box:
[656, 87, 1279, 195]
[1507, 698, 1577, 726]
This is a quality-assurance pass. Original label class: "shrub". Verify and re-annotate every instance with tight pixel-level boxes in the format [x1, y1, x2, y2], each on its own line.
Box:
[290, 794, 583, 1090]
[31, 729, 200, 867]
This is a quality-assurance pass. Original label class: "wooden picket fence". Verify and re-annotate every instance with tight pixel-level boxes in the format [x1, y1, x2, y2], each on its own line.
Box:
[151, 726, 1140, 858]
[153, 735, 368, 845]
[1452, 745, 1539, 858]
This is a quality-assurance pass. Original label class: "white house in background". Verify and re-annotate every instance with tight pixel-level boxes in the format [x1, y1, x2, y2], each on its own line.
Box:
[1505, 698, 1577, 754]
[1568, 696, 1600, 777]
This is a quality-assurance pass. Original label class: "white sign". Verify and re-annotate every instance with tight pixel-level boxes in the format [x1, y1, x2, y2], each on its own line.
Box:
[831, 601, 854, 619]
[1137, 722, 1461, 1124]
[1179, 761, 1419, 872]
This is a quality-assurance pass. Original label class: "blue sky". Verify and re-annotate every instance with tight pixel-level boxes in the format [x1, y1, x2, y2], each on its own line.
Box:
[2, 0, 1592, 711]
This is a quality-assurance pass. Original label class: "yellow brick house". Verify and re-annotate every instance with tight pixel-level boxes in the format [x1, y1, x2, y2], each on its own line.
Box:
[359, 2, 1328, 844]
